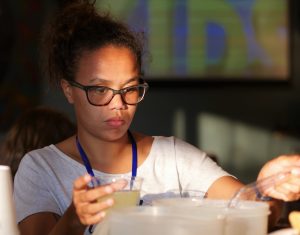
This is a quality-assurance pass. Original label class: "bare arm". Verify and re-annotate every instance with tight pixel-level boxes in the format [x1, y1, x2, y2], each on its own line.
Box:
[18, 203, 85, 235]
[206, 175, 244, 199]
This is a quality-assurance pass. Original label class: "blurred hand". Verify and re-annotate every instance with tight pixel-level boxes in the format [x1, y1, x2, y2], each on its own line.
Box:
[257, 155, 300, 201]
[72, 174, 126, 225]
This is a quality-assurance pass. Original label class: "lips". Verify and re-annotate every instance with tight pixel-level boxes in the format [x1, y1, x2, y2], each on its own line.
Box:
[105, 117, 125, 128]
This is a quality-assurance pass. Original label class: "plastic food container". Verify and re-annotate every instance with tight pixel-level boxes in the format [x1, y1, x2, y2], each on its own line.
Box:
[94, 198, 270, 235]
[111, 206, 224, 235]
[94, 206, 225, 235]
[154, 198, 270, 235]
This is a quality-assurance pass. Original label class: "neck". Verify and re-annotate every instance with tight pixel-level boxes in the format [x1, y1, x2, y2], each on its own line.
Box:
[76, 130, 133, 173]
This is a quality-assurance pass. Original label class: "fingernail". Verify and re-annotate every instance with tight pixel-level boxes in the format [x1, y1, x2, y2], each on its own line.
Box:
[99, 211, 106, 218]
[291, 168, 300, 175]
[84, 174, 91, 181]
[105, 186, 113, 193]
[106, 198, 114, 206]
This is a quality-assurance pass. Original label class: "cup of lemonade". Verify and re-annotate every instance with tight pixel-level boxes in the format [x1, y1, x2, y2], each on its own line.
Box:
[97, 175, 143, 210]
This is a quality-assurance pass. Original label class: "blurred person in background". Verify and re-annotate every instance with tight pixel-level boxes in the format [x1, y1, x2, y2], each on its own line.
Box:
[0, 106, 76, 178]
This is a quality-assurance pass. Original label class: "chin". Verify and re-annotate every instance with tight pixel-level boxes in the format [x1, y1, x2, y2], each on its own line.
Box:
[104, 129, 128, 142]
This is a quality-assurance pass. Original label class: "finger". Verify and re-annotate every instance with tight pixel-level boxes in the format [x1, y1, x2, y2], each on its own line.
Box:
[79, 185, 114, 203]
[77, 197, 114, 225]
[79, 210, 107, 225]
[278, 155, 300, 167]
[283, 183, 300, 194]
[276, 182, 300, 200]
[74, 174, 92, 190]
[291, 168, 300, 177]
[273, 174, 300, 194]
[79, 197, 114, 215]
[265, 188, 288, 201]
[267, 185, 300, 201]
[284, 174, 300, 187]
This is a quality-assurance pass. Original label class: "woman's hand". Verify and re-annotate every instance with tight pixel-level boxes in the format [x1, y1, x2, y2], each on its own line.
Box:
[72, 174, 119, 225]
[258, 155, 300, 201]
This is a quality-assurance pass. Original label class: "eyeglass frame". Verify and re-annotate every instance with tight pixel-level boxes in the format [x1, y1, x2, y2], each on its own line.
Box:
[68, 78, 149, 106]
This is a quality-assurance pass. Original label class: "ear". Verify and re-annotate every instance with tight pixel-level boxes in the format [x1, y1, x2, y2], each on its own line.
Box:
[61, 79, 74, 104]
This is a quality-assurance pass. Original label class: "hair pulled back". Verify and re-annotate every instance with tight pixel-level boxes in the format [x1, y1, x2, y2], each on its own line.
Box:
[41, 1, 144, 86]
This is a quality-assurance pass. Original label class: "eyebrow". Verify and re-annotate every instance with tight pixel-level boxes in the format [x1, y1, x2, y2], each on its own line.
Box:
[89, 76, 140, 86]
[125, 77, 140, 84]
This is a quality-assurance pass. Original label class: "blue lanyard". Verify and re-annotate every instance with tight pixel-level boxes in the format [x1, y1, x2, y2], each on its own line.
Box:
[127, 130, 137, 177]
[75, 130, 138, 186]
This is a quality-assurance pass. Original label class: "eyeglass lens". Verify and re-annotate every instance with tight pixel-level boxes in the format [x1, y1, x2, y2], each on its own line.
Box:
[87, 85, 146, 105]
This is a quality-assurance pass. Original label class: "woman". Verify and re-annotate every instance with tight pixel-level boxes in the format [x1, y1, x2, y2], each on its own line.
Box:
[14, 1, 300, 235]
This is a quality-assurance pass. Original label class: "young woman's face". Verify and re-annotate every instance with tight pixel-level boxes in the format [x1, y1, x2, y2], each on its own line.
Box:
[63, 45, 140, 141]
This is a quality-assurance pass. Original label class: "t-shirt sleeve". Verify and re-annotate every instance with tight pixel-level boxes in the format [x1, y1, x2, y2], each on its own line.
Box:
[13, 153, 61, 223]
[173, 138, 233, 193]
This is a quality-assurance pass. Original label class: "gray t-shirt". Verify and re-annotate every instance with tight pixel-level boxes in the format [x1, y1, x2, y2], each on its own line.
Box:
[14, 136, 230, 226]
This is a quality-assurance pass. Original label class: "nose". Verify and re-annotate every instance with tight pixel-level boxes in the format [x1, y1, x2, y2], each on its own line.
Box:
[108, 93, 127, 110]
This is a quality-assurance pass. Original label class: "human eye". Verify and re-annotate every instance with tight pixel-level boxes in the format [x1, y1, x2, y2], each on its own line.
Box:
[124, 85, 139, 94]
[89, 86, 108, 95]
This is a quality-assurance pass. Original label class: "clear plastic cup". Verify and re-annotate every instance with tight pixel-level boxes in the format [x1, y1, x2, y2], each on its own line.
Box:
[96, 175, 143, 210]
[0, 166, 19, 235]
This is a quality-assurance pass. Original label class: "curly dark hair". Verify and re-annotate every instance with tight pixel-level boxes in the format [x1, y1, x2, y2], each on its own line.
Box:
[41, 1, 144, 86]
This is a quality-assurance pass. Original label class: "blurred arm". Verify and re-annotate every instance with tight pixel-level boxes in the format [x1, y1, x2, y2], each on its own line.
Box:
[18, 203, 85, 235]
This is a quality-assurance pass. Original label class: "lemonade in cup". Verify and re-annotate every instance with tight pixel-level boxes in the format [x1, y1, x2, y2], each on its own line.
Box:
[97, 175, 143, 211]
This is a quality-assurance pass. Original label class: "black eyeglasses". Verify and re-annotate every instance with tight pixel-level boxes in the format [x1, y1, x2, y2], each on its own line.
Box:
[68, 78, 149, 106]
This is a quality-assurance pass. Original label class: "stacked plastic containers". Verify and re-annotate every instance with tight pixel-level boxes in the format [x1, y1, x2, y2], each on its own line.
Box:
[94, 198, 269, 235]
